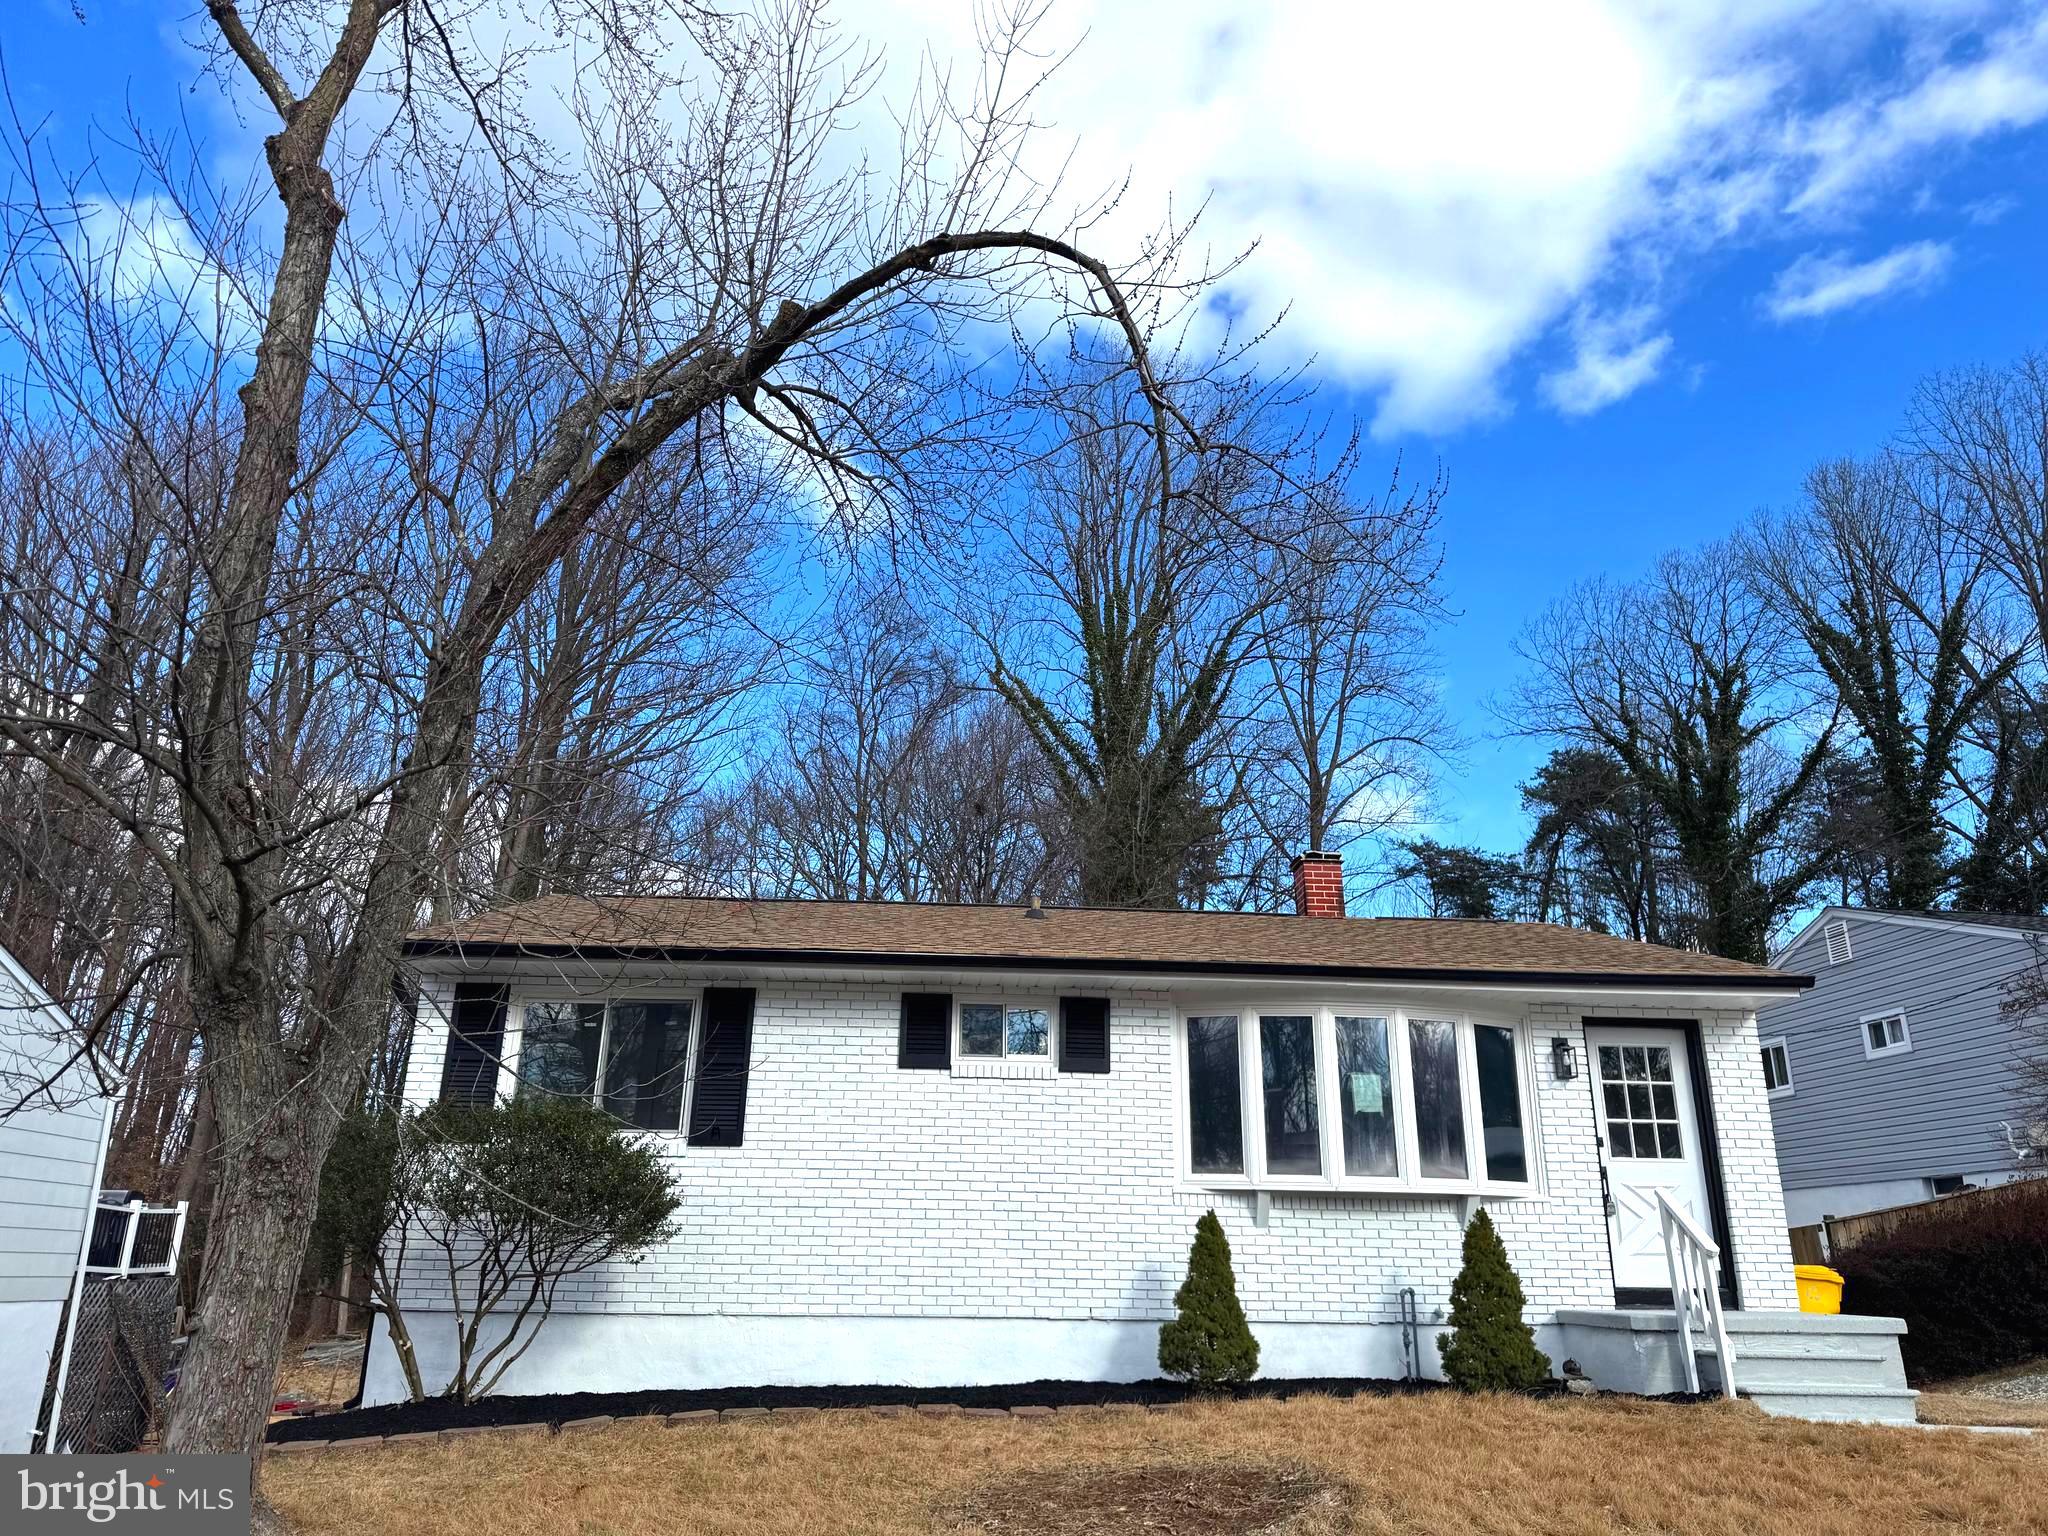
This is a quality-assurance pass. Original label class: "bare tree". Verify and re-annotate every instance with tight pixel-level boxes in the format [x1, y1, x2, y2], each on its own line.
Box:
[1904, 354, 2048, 900]
[0, 0, 1224, 1464]
[1746, 454, 2014, 909]
[1512, 544, 1836, 961]
[1242, 454, 1447, 904]
[986, 379, 1299, 909]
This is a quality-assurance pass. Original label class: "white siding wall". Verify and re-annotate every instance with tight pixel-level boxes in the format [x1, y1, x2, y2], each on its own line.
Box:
[0, 952, 111, 1451]
[373, 973, 1795, 1397]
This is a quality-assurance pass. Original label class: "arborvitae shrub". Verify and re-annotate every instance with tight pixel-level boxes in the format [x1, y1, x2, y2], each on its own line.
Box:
[1158, 1210, 1260, 1387]
[1437, 1208, 1552, 1391]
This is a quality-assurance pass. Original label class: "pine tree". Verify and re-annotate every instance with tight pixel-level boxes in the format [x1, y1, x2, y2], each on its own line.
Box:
[1437, 1208, 1552, 1390]
[1158, 1210, 1260, 1387]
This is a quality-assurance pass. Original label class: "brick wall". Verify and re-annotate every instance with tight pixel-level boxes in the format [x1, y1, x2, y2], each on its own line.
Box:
[394, 976, 1793, 1323]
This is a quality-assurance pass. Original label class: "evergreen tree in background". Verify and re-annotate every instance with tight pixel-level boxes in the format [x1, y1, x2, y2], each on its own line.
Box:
[1437, 1209, 1552, 1391]
[1158, 1210, 1261, 1387]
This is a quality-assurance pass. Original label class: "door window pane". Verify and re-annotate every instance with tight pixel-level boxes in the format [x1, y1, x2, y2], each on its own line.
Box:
[517, 1002, 603, 1102]
[1597, 1037, 1684, 1161]
[1335, 1015, 1396, 1177]
[601, 1000, 694, 1130]
[1006, 1006, 1051, 1057]
[1260, 1015, 1322, 1176]
[1474, 1025, 1527, 1183]
[1186, 1016, 1245, 1174]
[960, 1003, 1003, 1057]
[1409, 1018, 1468, 1179]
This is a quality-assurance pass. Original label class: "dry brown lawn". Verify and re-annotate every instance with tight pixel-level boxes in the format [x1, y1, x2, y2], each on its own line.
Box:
[264, 1391, 2045, 1536]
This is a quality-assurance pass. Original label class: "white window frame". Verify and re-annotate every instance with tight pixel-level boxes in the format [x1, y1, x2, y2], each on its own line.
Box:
[1171, 1002, 1543, 1198]
[1759, 1036, 1793, 1098]
[500, 984, 705, 1134]
[1860, 1008, 1912, 1060]
[952, 995, 1057, 1076]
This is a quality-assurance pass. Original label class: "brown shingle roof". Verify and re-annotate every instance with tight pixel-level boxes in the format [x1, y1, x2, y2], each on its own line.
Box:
[404, 895, 1808, 991]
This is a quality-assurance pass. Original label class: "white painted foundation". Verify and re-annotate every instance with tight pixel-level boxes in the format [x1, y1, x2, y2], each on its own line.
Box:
[360, 1310, 1487, 1405]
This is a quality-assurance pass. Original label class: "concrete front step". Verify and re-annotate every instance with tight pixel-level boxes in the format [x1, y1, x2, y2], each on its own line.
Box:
[1700, 1342, 1906, 1391]
[1554, 1307, 1914, 1425]
[1739, 1384, 1920, 1426]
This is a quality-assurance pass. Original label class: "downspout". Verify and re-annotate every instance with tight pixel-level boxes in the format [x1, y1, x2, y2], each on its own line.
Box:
[37, 1083, 119, 1452]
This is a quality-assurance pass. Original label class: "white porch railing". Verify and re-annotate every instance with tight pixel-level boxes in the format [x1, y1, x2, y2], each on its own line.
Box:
[84, 1197, 189, 1277]
[1656, 1189, 1736, 1399]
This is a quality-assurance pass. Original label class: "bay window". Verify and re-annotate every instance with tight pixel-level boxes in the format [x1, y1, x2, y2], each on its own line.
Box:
[1334, 1015, 1396, 1177]
[1177, 1004, 1537, 1194]
[1474, 1024, 1528, 1183]
[1407, 1017, 1468, 1180]
[1259, 1015, 1321, 1176]
[1186, 1015, 1245, 1174]
[514, 995, 698, 1132]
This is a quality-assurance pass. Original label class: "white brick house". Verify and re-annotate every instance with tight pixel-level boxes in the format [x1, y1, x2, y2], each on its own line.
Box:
[365, 856, 1914, 1416]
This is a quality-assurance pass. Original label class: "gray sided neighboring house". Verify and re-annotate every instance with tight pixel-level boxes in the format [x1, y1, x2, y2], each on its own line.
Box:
[1763, 908, 2042, 1226]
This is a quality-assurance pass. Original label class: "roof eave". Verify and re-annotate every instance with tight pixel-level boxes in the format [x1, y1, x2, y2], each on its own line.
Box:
[399, 937, 1810, 994]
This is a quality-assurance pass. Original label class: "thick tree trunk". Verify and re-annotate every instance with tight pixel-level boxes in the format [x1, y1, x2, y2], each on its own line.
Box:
[164, 1001, 337, 1467]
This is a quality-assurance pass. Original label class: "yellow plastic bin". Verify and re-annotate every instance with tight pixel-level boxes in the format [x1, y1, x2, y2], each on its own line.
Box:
[1795, 1264, 1843, 1314]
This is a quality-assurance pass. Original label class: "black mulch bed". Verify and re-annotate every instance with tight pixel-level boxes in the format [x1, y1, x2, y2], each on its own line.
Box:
[270, 1375, 1455, 1443]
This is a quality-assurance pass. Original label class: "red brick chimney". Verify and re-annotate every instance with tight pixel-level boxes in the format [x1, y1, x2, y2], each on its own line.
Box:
[1291, 850, 1345, 918]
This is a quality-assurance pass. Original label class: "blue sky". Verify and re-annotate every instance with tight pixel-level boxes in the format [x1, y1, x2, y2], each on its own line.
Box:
[10, 1, 2048, 866]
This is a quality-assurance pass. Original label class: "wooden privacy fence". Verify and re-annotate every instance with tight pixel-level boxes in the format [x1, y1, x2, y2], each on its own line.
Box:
[1787, 1177, 2045, 1265]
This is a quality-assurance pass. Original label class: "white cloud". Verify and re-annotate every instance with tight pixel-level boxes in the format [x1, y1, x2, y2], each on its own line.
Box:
[292, 0, 2048, 434]
[1966, 193, 2020, 224]
[1763, 240, 1954, 321]
[1784, 10, 2048, 215]
[826, 0, 2048, 431]
[1541, 308, 1675, 416]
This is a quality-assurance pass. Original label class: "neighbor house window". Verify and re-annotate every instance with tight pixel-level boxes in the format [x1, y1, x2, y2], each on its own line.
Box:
[1760, 1037, 1793, 1097]
[1178, 1006, 1535, 1194]
[516, 997, 698, 1132]
[957, 1000, 1052, 1059]
[1862, 1010, 1911, 1059]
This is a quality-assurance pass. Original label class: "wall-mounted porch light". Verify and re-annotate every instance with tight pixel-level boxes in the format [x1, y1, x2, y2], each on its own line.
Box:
[1550, 1037, 1580, 1081]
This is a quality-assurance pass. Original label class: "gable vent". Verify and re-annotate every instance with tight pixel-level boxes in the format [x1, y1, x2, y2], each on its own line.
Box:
[1824, 920, 1852, 966]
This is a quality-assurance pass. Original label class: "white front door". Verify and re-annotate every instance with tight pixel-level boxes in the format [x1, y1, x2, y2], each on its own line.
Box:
[1585, 1026, 1715, 1296]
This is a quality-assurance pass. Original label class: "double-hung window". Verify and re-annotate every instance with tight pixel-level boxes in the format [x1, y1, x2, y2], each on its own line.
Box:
[957, 999, 1053, 1061]
[513, 995, 699, 1131]
[1178, 1005, 1536, 1195]
[1760, 1037, 1793, 1096]
[1861, 1010, 1911, 1059]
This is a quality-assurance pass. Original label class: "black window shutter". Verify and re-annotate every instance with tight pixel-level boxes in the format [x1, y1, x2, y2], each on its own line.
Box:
[687, 987, 756, 1146]
[898, 992, 952, 1069]
[1059, 996, 1111, 1074]
[438, 982, 509, 1107]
